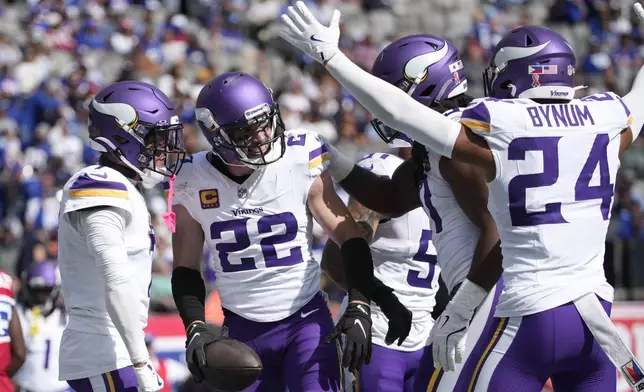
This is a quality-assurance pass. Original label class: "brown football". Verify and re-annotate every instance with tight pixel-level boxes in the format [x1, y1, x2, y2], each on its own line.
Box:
[202, 337, 263, 391]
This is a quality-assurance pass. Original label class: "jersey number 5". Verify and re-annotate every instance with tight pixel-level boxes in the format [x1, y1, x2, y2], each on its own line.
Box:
[210, 212, 303, 272]
[508, 134, 613, 226]
[407, 229, 438, 289]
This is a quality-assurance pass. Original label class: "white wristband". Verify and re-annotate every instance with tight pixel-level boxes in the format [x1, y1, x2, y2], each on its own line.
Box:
[324, 140, 354, 182]
[450, 279, 488, 314]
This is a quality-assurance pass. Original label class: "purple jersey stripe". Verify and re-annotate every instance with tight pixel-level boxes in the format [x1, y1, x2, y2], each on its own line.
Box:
[70, 174, 128, 192]
[309, 144, 328, 161]
[461, 101, 491, 125]
[615, 94, 632, 118]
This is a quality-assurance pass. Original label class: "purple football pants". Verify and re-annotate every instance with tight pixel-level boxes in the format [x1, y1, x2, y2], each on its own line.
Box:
[355, 344, 429, 392]
[457, 297, 615, 392]
[223, 292, 342, 392]
[67, 366, 137, 392]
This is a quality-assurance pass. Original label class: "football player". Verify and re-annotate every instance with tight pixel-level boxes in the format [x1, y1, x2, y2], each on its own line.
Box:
[322, 147, 438, 392]
[0, 269, 25, 392]
[303, 33, 503, 391]
[170, 72, 411, 391]
[13, 261, 68, 392]
[281, 4, 640, 391]
[57, 81, 185, 391]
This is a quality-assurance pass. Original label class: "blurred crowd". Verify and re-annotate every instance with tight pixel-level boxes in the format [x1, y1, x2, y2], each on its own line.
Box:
[1, 0, 644, 379]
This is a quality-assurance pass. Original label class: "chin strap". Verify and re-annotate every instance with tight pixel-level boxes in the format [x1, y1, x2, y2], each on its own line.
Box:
[163, 174, 176, 233]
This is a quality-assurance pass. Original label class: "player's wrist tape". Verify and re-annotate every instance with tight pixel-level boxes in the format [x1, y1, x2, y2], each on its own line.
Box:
[451, 279, 488, 314]
[341, 237, 374, 302]
[324, 140, 354, 182]
[171, 267, 206, 329]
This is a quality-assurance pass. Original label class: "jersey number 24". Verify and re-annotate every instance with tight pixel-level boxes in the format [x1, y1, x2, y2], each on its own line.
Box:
[508, 133, 613, 226]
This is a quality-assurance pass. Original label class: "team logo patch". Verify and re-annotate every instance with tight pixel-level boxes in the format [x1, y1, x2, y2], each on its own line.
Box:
[199, 189, 220, 209]
[622, 360, 644, 386]
[528, 65, 558, 75]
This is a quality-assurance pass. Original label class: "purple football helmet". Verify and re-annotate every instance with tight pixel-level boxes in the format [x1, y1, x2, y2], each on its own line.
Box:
[370, 34, 468, 143]
[23, 260, 60, 313]
[88, 81, 186, 184]
[484, 26, 576, 100]
[195, 72, 286, 168]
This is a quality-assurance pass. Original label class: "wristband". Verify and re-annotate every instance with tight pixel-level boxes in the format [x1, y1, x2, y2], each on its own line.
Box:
[171, 267, 206, 329]
[450, 278, 488, 314]
[341, 237, 374, 302]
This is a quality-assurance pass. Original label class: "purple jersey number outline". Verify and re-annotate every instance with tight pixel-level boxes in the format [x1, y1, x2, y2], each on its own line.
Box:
[44, 338, 51, 369]
[210, 212, 303, 272]
[508, 134, 613, 226]
[407, 229, 438, 289]
[421, 175, 443, 233]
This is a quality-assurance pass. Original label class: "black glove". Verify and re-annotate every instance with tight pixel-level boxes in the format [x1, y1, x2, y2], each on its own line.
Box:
[185, 322, 222, 383]
[325, 302, 372, 372]
[373, 279, 412, 346]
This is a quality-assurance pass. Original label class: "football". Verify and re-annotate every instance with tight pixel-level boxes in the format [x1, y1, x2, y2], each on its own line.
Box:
[202, 337, 263, 391]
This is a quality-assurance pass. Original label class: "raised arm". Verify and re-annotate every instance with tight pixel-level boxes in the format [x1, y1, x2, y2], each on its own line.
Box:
[280, 2, 494, 175]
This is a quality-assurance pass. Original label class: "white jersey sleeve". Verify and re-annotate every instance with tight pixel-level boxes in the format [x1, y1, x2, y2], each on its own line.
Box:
[57, 165, 154, 379]
[294, 129, 331, 187]
[459, 93, 631, 317]
[76, 207, 149, 365]
[61, 165, 133, 216]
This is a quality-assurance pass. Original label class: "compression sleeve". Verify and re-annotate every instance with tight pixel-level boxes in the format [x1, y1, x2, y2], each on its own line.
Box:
[325, 53, 461, 158]
[78, 207, 149, 365]
[623, 65, 644, 139]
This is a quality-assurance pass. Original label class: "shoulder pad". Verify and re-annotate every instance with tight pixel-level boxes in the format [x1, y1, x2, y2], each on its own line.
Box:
[580, 92, 632, 127]
[285, 129, 330, 177]
[61, 166, 132, 214]
[460, 99, 492, 133]
[356, 152, 399, 178]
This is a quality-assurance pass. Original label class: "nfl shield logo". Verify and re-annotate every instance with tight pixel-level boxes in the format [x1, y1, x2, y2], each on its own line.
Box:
[238, 187, 248, 199]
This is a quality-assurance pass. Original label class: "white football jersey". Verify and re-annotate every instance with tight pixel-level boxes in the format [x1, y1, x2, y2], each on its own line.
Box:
[57, 165, 154, 379]
[171, 130, 329, 322]
[460, 93, 631, 317]
[420, 108, 481, 294]
[357, 153, 437, 351]
[13, 305, 68, 392]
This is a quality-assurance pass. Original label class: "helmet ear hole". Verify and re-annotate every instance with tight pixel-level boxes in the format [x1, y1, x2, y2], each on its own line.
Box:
[419, 85, 437, 97]
[113, 135, 128, 144]
[526, 35, 533, 46]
